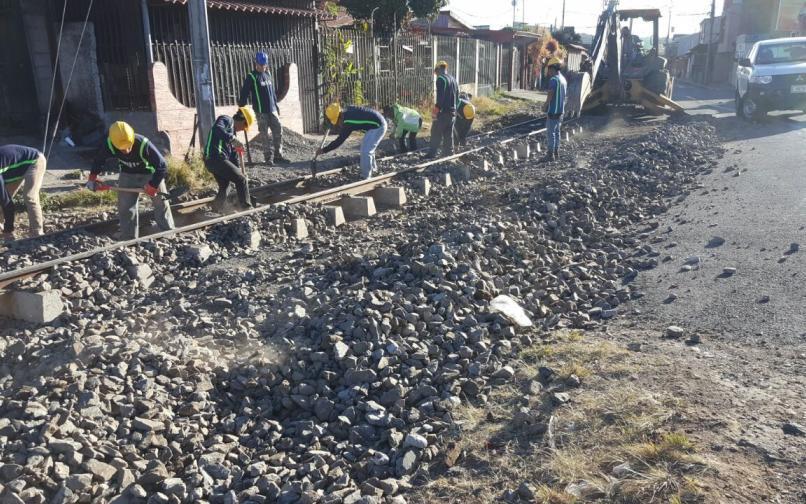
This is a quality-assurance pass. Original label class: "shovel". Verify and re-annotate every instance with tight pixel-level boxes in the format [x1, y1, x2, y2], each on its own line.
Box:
[310, 128, 330, 178]
[237, 149, 258, 207]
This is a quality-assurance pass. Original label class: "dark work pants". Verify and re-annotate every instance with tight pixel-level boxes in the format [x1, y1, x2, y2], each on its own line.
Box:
[205, 157, 251, 209]
[428, 112, 455, 157]
[454, 117, 474, 146]
[398, 131, 418, 152]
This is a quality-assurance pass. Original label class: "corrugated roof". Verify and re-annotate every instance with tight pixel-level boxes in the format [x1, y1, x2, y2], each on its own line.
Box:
[158, 0, 329, 18]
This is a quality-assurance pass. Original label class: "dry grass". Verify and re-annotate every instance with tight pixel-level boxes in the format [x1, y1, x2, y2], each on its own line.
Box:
[38, 189, 117, 211]
[472, 94, 520, 118]
[413, 330, 711, 504]
[166, 152, 214, 191]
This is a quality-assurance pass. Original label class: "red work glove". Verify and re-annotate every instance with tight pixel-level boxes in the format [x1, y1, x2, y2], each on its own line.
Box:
[143, 182, 159, 197]
[234, 146, 245, 157]
[432, 106, 440, 117]
[86, 173, 108, 192]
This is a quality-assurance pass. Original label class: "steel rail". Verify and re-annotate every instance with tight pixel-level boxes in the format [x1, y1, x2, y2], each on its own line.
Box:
[0, 116, 569, 290]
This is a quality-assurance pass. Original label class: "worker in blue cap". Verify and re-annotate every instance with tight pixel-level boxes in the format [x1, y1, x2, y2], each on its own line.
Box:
[238, 51, 289, 166]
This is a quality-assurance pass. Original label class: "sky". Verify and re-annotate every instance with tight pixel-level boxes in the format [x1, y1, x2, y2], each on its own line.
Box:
[446, 0, 724, 38]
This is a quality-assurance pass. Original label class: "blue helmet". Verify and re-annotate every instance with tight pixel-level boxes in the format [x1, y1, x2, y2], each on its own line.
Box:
[255, 52, 269, 66]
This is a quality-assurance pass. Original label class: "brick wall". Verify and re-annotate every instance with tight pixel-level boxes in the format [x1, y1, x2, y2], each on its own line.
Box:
[150, 61, 306, 158]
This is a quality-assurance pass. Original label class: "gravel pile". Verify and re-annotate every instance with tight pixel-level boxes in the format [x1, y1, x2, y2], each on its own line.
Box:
[0, 119, 723, 503]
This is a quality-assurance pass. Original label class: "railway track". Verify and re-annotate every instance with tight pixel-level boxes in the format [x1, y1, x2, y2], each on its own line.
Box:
[0, 114, 577, 291]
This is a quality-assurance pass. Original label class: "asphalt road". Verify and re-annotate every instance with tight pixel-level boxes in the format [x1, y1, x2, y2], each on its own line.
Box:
[634, 82, 806, 346]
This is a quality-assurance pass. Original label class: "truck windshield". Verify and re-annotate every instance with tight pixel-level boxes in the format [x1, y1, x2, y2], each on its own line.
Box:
[754, 42, 806, 64]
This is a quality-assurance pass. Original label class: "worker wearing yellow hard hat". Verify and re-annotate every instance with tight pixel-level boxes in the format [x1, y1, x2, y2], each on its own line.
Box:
[86, 120, 175, 239]
[203, 106, 256, 212]
[428, 58, 459, 157]
[542, 57, 567, 162]
[317, 101, 387, 179]
[454, 91, 476, 147]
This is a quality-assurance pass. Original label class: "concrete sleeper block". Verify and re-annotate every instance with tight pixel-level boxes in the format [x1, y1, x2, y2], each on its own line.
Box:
[374, 187, 407, 207]
[324, 206, 345, 227]
[417, 178, 431, 196]
[288, 218, 308, 239]
[438, 173, 452, 187]
[515, 142, 530, 159]
[341, 196, 377, 219]
[0, 290, 65, 324]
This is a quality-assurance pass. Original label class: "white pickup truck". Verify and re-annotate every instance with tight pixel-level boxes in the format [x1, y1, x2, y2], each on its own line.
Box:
[735, 37, 806, 120]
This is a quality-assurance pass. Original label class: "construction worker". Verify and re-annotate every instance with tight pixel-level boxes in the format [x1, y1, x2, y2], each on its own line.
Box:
[383, 103, 423, 153]
[86, 122, 174, 239]
[542, 57, 567, 162]
[0, 145, 46, 241]
[204, 107, 256, 212]
[454, 92, 476, 147]
[317, 103, 387, 179]
[427, 60, 459, 158]
[238, 51, 288, 166]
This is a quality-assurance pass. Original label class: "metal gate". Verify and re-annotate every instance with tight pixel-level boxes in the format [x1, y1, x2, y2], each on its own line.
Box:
[0, 0, 39, 134]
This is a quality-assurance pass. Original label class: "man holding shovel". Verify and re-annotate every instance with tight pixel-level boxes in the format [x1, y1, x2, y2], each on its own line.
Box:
[86, 121, 175, 239]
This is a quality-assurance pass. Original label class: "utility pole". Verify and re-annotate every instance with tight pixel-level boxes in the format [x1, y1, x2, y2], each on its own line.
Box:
[188, 0, 216, 145]
[704, 0, 715, 84]
[512, 0, 517, 28]
[666, 6, 672, 46]
[561, 0, 566, 29]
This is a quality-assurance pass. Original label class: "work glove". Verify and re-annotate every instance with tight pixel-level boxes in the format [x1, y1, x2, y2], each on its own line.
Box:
[232, 138, 244, 150]
[234, 145, 245, 157]
[85, 174, 109, 192]
[143, 182, 159, 198]
[432, 106, 440, 117]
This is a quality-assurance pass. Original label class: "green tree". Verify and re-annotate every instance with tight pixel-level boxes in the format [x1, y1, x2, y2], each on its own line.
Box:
[339, 0, 446, 32]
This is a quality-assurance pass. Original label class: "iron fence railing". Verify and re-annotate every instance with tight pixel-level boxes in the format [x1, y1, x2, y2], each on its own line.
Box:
[321, 29, 503, 116]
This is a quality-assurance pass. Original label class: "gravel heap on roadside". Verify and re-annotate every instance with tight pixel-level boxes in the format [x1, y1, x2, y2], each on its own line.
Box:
[0, 119, 722, 503]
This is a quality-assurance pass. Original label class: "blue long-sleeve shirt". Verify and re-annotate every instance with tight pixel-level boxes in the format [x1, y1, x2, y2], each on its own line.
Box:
[204, 115, 239, 164]
[238, 70, 279, 115]
[1, 144, 41, 233]
[321, 106, 385, 154]
[92, 134, 167, 187]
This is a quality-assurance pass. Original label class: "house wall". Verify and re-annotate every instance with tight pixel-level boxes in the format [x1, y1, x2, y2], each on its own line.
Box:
[150, 61, 304, 157]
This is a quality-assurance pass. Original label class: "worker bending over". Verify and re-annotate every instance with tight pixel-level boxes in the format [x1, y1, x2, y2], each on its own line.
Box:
[542, 57, 567, 162]
[238, 51, 289, 166]
[383, 103, 423, 153]
[204, 107, 256, 212]
[317, 103, 387, 179]
[0, 144, 46, 240]
[428, 60, 459, 158]
[454, 92, 476, 147]
[87, 122, 174, 239]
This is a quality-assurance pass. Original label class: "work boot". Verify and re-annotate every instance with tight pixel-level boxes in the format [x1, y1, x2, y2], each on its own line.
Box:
[274, 153, 291, 164]
[540, 153, 554, 163]
[553, 150, 560, 161]
[264, 155, 275, 167]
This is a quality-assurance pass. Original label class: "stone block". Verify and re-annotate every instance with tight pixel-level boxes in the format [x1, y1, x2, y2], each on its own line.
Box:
[374, 187, 407, 208]
[534, 141, 542, 153]
[416, 178, 431, 196]
[126, 264, 154, 288]
[288, 218, 308, 239]
[324, 206, 345, 227]
[341, 196, 377, 219]
[515, 142, 530, 159]
[511, 149, 519, 161]
[0, 290, 65, 324]
[453, 165, 472, 182]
